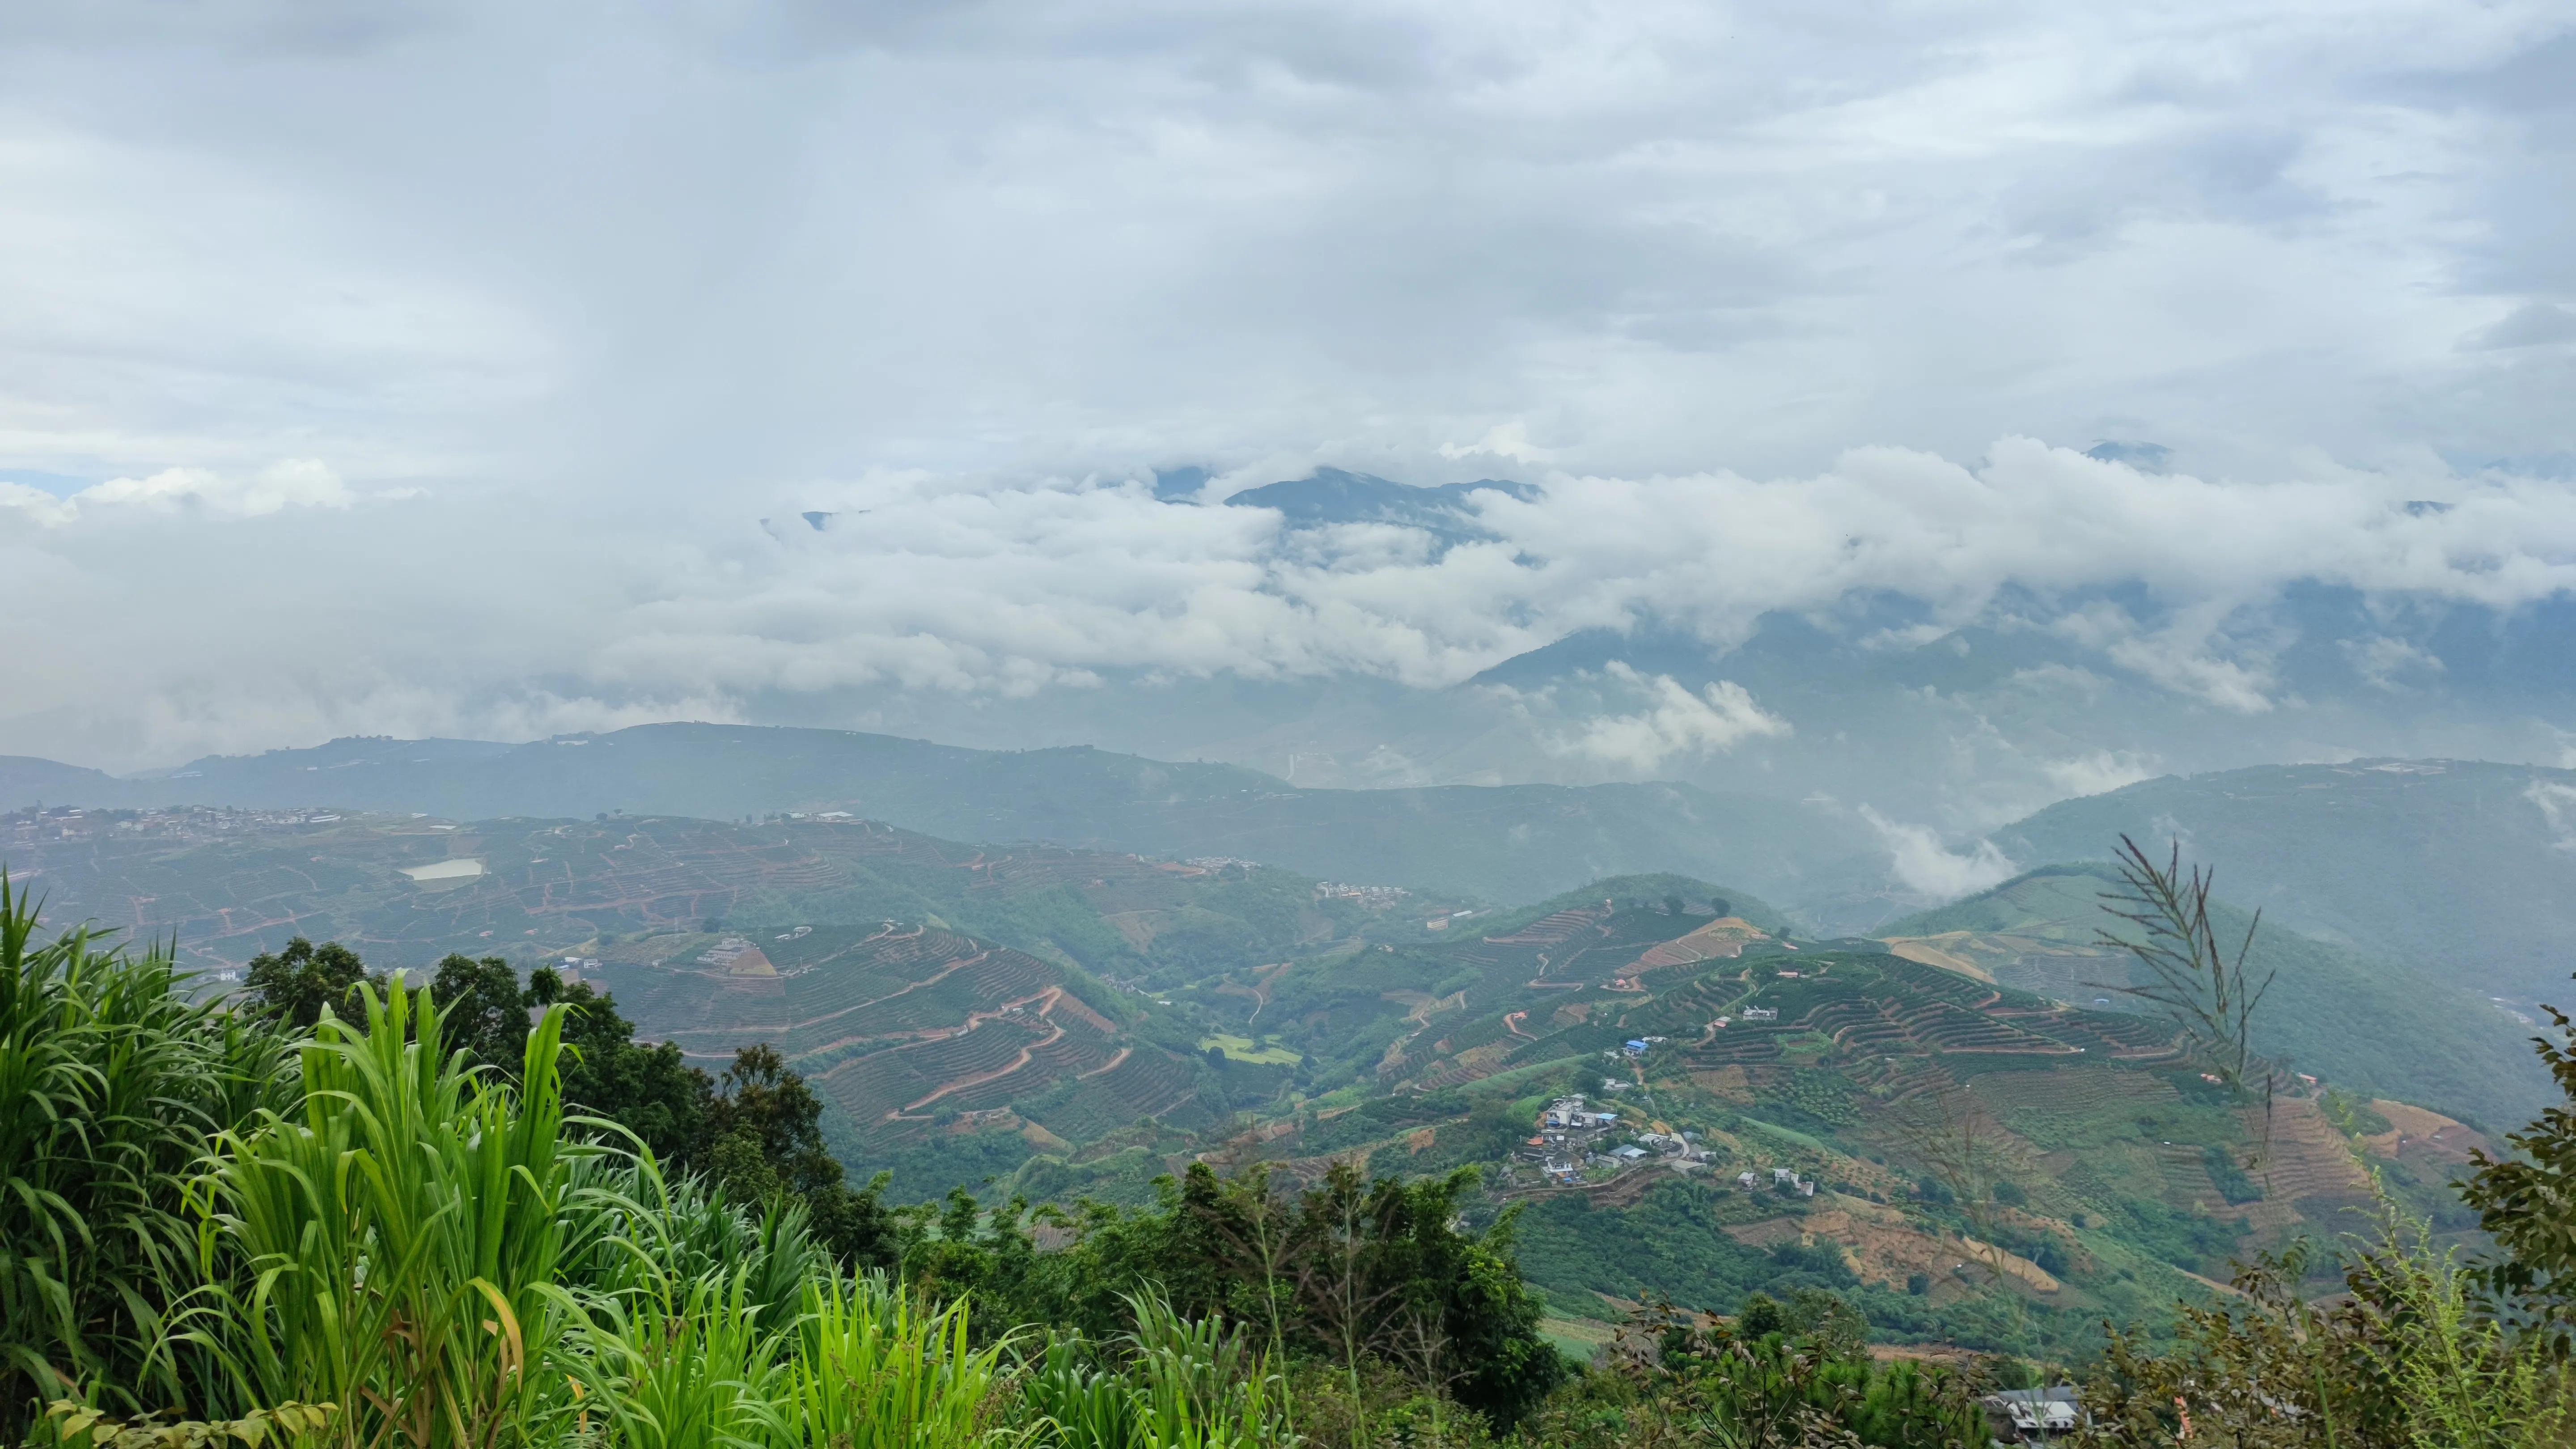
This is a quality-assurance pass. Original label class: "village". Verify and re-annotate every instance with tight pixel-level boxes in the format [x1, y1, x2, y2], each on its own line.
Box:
[1514, 1089, 1826, 1194]
[1505, 1023, 1835, 1204]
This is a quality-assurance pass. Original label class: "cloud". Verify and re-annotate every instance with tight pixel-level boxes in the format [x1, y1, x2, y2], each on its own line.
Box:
[8, 436, 2576, 768]
[2041, 751, 2160, 797]
[1860, 806, 2020, 899]
[2528, 781, 2576, 850]
[0, 460, 356, 525]
[2461, 302, 2576, 351]
[1540, 664, 1791, 772]
[2343, 634, 2446, 691]
[1439, 422, 1554, 464]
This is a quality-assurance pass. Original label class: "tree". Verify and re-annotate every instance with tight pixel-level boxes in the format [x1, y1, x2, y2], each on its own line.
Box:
[527, 967, 708, 1165]
[697, 1044, 897, 1271]
[239, 936, 379, 1029]
[2465, 976, 2576, 1330]
[1283, 1160, 1562, 1428]
[1738, 1292, 1785, 1337]
[428, 953, 530, 1068]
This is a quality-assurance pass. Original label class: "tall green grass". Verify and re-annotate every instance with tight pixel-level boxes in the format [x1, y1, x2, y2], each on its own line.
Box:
[181, 979, 589, 1449]
[0, 875, 292, 1436]
[791, 1270, 1001, 1449]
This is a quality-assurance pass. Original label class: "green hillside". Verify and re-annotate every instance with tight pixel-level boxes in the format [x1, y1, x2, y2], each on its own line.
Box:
[1991, 760, 2576, 1004]
[1881, 864, 2554, 1130]
[1128, 888, 2485, 1362]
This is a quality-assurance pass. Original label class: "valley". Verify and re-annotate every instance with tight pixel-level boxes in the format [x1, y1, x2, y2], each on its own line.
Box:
[1, 788, 2528, 1364]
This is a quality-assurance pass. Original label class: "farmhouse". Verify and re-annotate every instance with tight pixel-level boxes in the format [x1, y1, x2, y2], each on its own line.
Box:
[1982, 1387, 2081, 1442]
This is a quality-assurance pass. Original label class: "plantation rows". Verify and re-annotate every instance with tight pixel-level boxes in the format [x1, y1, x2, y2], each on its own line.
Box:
[819, 1012, 1066, 1125]
[1478, 907, 1606, 946]
[1020, 1047, 1209, 1143]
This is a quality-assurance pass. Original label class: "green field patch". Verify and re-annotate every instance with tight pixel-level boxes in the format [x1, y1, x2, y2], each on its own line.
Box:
[1736, 1115, 1827, 1151]
[1199, 1033, 1301, 1064]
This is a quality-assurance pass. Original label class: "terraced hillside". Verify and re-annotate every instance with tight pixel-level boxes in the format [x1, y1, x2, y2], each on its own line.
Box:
[1189, 888, 2499, 1361]
[7, 804, 2527, 1361]
[590, 923, 1215, 1153]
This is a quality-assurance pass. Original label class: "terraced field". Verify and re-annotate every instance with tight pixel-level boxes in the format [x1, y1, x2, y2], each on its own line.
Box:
[594, 923, 1201, 1152]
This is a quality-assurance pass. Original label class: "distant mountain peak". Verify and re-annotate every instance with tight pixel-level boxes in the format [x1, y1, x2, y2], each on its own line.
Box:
[1222, 468, 1539, 534]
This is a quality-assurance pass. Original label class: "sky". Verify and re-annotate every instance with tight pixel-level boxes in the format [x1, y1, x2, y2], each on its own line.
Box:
[1, 0, 2573, 772]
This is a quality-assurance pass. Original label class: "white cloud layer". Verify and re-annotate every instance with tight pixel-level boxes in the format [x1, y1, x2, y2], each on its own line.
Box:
[1860, 806, 2021, 900]
[0, 1, 2570, 768]
[2041, 751, 2161, 800]
[6, 436, 2576, 767]
[3, 460, 355, 524]
[1535, 664, 1791, 772]
[2528, 782, 2576, 851]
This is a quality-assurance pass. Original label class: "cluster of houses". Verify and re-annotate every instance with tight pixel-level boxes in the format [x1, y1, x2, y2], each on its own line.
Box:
[1740, 1165, 1818, 1197]
[1520, 1095, 1624, 1182]
[1983, 1386, 2081, 1441]
[8, 804, 348, 846]
[1313, 881, 1411, 907]
[1518, 1094, 1714, 1186]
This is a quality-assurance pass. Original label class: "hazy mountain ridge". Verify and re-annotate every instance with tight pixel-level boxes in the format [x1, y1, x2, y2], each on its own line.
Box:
[1987, 758, 2576, 1004]
[1881, 864, 2553, 1129]
[0, 722, 1881, 905]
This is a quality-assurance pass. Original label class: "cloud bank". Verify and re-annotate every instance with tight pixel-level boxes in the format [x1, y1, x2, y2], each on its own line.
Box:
[8, 436, 2575, 769]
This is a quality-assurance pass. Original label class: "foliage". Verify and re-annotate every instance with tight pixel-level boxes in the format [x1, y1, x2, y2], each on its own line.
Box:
[37, 1398, 337, 1449]
[2096, 837, 2277, 1130]
[698, 1044, 902, 1272]
[1178, 1161, 1563, 1427]
[2080, 1203, 2572, 1447]
[183, 979, 588, 1448]
[2463, 979, 2576, 1328]
[792, 1269, 1002, 1449]
[237, 938, 377, 1032]
[1, 875, 293, 1437]
[403, 947, 883, 1256]
[1522, 1297, 1983, 1448]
